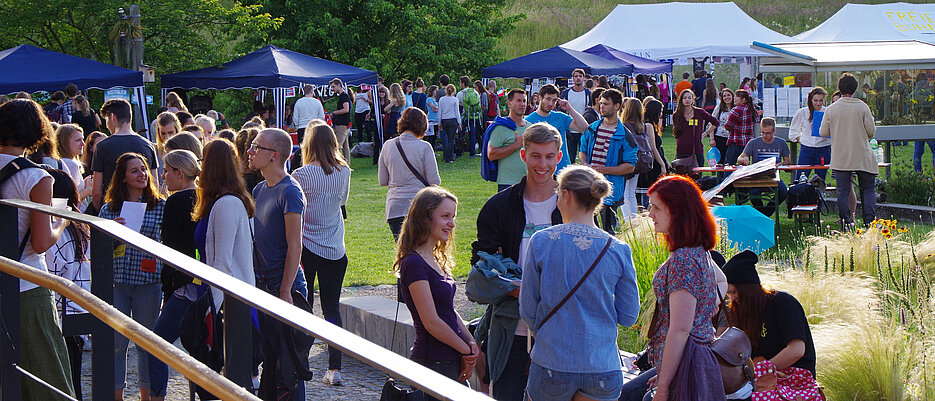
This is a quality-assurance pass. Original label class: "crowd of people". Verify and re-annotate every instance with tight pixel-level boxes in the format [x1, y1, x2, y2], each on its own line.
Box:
[0, 70, 876, 401]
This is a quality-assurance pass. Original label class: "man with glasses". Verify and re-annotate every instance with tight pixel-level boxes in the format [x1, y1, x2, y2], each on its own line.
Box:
[247, 128, 309, 399]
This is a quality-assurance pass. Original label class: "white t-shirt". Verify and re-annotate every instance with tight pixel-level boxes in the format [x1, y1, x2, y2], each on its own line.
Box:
[517, 193, 557, 335]
[355, 91, 371, 113]
[0, 154, 53, 292]
[293, 96, 326, 129]
[567, 88, 588, 117]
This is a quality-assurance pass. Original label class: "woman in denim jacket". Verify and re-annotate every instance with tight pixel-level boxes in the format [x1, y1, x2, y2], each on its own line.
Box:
[520, 165, 640, 401]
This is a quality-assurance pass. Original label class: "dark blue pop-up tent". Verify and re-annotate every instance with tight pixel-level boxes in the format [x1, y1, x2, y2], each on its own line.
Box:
[161, 45, 381, 135]
[482, 46, 634, 79]
[582, 44, 673, 74]
[0, 44, 148, 129]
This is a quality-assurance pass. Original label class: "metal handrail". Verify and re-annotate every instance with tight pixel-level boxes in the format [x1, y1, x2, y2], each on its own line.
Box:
[0, 254, 258, 400]
[0, 199, 492, 401]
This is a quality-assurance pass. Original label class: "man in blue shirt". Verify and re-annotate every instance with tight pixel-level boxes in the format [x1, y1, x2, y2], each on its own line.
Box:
[525, 84, 589, 173]
[248, 128, 309, 398]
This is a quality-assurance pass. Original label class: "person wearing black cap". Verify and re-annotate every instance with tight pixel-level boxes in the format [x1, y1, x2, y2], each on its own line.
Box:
[723, 250, 817, 378]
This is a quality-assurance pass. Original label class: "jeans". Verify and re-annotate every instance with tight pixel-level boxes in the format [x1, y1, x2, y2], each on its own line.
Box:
[148, 295, 194, 396]
[567, 132, 583, 164]
[835, 170, 876, 227]
[526, 362, 623, 401]
[114, 282, 162, 390]
[466, 119, 479, 156]
[256, 272, 309, 401]
[621, 175, 639, 222]
[65, 336, 84, 401]
[410, 356, 465, 401]
[441, 118, 459, 162]
[714, 135, 728, 164]
[741, 180, 788, 217]
[724, 144, 745, 166]
[493, 335, 531, 401]
[914, 140, 935, 172]
[301, 248, 348, 370]
[619, 367, 654, 401]
[796, 145, 831, 181]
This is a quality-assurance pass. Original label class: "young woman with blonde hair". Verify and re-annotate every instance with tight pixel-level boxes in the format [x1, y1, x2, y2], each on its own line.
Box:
[293, 124, 352, 385]
[155, 111, 182, 157]
[55, 123, 92, 209]
[384, 83, 406, 136]
[395, 187, 478, 400]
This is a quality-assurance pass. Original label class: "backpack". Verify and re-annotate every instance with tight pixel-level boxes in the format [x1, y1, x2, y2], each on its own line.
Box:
[480, 117, 517, 182]
[486, 93, 499, 118]
[786, 182, 825, 218]
[462, 89, 482, 121]
[623, 123, 653, 175]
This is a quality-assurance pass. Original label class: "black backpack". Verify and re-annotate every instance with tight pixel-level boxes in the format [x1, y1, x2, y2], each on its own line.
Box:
[623, 123, 653, 175]
[786, 182, 825, 218]
[0, 157, 45, 259]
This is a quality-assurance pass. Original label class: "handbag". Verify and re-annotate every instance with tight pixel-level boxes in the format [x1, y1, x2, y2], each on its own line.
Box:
[396, 140, 430, 187]
[380, 291, 425, 401]
[670, 155, 699, 175]
[711, 288, 755, 395]
[535, 237, 613, 331]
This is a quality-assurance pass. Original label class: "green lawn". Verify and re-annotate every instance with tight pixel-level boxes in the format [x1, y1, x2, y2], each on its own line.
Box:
[340, 130, 932, 287]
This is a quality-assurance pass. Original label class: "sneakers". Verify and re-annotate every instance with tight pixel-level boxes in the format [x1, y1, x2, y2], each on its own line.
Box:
[322, 369, 343, 386]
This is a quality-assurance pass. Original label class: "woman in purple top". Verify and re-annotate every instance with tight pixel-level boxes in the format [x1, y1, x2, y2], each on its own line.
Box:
[672, 89, 719, 167]
[394, 186, 479, 398]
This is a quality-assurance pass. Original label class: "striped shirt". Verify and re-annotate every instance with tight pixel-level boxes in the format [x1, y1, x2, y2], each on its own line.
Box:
[590, 126, 616, 165]
[292, 164, 351, 260]
[99, 200, 164, 285]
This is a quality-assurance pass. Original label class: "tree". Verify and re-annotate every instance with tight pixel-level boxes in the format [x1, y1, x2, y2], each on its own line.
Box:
[255, 0, 522, 82]
[0, 0, 281, 76]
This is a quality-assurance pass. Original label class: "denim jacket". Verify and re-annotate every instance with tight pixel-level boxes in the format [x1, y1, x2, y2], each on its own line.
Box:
[519, 223, 640, 373]
[579, 119, 639, 206]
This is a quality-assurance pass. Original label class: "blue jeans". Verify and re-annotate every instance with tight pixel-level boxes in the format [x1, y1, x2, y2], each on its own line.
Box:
[148, 294, 194, 396]
[835, 170, 876, 227]
[914, 140, 935, 172]
[441, 118, 459, 162]
[256, 270, 308, 401]
[526, 362, 623, 401]
[796, 145, 831, 181]
[114, 282, 162, 390]
[493, 335, 531, 401]
[619, 367, 654, 401]
[743, 180, 788, 217]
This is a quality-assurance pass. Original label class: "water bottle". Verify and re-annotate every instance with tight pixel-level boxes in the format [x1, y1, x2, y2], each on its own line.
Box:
[870, 139, 883, 163]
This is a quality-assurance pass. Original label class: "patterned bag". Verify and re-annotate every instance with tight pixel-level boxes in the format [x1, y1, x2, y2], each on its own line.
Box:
[751, 360, 824, 401]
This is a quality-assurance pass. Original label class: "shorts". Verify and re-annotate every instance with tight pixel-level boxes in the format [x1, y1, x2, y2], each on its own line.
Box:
[526, 362, 623, 401]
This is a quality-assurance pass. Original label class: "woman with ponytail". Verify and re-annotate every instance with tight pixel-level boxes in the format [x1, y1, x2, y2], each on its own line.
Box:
[519, 165, 640, 401]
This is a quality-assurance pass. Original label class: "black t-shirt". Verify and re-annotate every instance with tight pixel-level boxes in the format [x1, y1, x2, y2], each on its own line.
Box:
[755, 291, 817, 376]
[332, 92, 351, 126]
[70, 110, 99, 137]
[91, 133, 159, 196]
[160, 189, 198, 296]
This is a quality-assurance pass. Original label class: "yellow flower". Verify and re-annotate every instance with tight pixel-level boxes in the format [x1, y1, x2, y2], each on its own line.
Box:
[898, 226, 909, 233]
[856, 228, 864, 235]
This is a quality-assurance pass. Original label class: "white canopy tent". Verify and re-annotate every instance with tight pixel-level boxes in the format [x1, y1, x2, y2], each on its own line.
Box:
[753, 40, 935, 72]
[796, 3, 935, 45]
[561, 2, 795, 61]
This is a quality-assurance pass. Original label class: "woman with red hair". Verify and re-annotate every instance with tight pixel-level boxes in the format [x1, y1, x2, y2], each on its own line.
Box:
[620, 175, 726, 401]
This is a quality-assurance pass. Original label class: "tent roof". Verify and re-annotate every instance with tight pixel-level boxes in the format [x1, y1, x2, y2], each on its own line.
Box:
[795, 3, 935, 44]
[0, 44, 143, 93]
[582, 44, 673, 74]
[161, 45, 378, 89]
[482, 46, 633, 79]
[562, 2, 794, 60]
[754, 40, 935, 72]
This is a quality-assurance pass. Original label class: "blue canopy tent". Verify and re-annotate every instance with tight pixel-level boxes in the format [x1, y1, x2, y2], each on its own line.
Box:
[582, 44, 673, 74]
[482, 46, 634, 79]
[161, 45, 382, 138]
[0, 44, 148, 132]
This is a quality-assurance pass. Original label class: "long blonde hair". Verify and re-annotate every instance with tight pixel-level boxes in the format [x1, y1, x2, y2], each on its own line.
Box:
[301, 123, 347, 174]
[55, 123, 84, 159]
[393, 187, 458, 275]
[389, 83, 405, 107]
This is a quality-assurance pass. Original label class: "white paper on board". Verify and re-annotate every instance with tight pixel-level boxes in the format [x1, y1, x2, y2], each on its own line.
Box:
[120, 201, 147, 233]
[762, 88, 776, 118]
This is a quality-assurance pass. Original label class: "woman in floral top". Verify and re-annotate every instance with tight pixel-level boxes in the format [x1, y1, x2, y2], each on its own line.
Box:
[620, 175, 725, 401]
[98, 152, 165, 401]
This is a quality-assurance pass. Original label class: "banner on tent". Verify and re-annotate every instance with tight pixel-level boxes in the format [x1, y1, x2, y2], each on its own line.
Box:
[885, 11, 935, 33]
[105, 88, 131, 102]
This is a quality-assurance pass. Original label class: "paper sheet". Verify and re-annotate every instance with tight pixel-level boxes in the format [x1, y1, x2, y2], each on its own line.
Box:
[776, 88, 789, 118]
[786, 87, 801, 116]
[762, 88, 776, 118]
[120, 201, 147, 233]
[703, 158, 777, 201]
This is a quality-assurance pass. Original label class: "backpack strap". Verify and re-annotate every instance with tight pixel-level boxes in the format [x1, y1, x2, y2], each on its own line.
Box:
[0, 157, 43, 259]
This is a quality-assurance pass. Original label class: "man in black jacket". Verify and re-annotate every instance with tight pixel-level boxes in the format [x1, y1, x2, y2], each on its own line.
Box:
[470, 123, 564, 401]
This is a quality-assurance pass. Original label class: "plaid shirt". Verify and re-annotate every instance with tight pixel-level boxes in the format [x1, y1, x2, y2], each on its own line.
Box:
[724, 103, 758, 146]
[99, 200, 164, 285]
[58, 99, 75, 122]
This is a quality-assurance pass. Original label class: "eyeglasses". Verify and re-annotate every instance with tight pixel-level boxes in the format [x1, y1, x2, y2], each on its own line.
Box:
[249, 142, 277, 153]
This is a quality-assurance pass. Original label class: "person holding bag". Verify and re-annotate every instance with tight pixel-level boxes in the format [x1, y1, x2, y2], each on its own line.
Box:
[620, 175, 725, 401]
[394, 186, 479, 401]
[519, 165, 640, 401]
[379, 107, 441, 240]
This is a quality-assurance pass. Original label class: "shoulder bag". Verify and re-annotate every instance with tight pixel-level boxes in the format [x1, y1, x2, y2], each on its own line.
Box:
[395, 140, 430, 187]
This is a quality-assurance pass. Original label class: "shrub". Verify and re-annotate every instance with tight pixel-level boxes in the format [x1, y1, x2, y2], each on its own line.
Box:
[878, 165, 935, 206]
[821, 323, 915, 401]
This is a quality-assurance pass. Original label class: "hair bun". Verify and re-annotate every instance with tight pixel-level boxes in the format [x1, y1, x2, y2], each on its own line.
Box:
[590, 179, 611, 199]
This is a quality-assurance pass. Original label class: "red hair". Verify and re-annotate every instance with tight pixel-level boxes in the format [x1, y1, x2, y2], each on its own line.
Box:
[647, 175, 717, 251]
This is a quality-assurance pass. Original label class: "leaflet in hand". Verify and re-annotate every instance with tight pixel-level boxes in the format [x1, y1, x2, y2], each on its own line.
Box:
[120, 201, 146, 233]
[496, 275, 522, 286]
